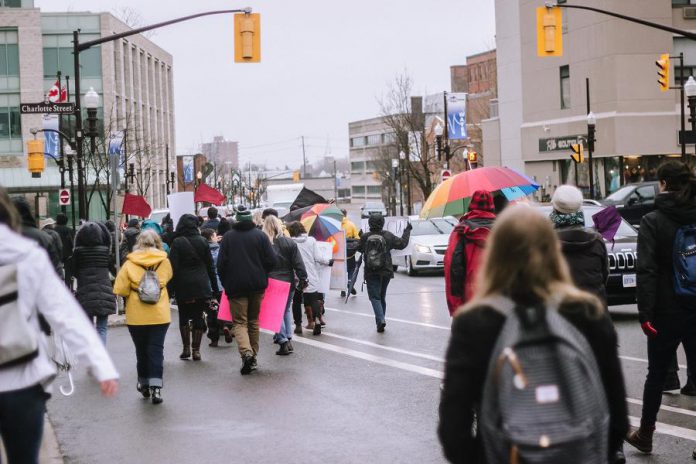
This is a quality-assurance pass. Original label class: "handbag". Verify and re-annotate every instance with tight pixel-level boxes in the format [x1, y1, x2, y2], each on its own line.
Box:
[0, 264, 39, 368]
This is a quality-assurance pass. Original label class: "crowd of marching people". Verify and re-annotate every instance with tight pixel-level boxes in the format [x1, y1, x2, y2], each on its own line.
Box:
[3, 159, 696, 463]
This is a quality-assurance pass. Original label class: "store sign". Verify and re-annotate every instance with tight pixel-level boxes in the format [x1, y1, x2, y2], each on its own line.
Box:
[539, 135, 586, 153]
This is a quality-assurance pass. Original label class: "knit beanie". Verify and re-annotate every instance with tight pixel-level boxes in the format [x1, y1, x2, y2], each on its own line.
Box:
[236, 205, 252, 222]
[551, 185, 583, 214]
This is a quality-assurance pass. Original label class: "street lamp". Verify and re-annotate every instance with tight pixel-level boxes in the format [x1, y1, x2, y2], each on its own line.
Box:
[686, 76, 696, 159]
[586, 111, 597, 200]
[84, 87, 100, 154]
[391, 158, 399, 216]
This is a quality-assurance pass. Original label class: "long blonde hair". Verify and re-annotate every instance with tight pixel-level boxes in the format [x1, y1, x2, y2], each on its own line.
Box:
[134, 229, 163, 251]
[262, 215, 284, 242]
[468, 205, 601, 315]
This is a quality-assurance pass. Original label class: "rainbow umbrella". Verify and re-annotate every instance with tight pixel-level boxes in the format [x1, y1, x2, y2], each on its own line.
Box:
[295, 203, 343, 241]
[420, 166, 539, 219]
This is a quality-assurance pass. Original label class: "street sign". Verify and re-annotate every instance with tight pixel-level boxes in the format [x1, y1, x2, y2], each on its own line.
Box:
[58, 188, 71, 206]
[441, 169, 452, 182]
[20, 102, 75, 114]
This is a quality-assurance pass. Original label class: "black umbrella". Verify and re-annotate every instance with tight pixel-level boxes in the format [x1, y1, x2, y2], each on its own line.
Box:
[289, 187, 327, 211]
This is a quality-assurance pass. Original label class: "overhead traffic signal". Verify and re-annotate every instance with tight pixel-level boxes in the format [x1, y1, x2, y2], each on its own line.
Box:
[536, 6, 563, 57]
[26, 139, 45, 178]
[656, 53, 670, 92]
[234, 13, 261, 63]
[570, 143, 584, 164]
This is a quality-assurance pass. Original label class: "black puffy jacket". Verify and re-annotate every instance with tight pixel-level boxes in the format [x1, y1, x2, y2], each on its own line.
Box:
[557, 226, 609, 303]
[637, 192, 696, 323]
[73, 222, 116, 317]
[169, 214, 219, 301]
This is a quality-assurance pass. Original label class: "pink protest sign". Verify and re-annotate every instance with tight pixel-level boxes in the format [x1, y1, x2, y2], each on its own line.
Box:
[218, 278, 291, 333]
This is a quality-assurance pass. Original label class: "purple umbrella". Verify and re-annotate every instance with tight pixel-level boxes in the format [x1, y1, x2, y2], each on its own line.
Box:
[592, 206, 622, 249]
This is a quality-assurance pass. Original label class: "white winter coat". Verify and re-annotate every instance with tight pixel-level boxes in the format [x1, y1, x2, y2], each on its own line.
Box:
[292, 234, 331, 293]
[0, 225, 118, 393]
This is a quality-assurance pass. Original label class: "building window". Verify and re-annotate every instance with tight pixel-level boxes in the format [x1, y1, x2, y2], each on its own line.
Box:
[351, 161, 364, 173]
[366, 186, 382, 195]
[560, 65, 570, 109]
[350, 136, 366, 148]
[43, 45, 101, 78]
[0, 106, 20, 139]
[365, 160, 377, 172]
[675, 66, 696, 86]
[383, 132, 396, 145]
[352, 185, 365, 195]
[0, 0, 21, 7]
[673, 0, 693, 5]
[366, 134, 382, 146]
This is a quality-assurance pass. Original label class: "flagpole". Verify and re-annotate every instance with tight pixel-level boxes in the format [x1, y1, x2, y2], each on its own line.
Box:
[56, 71, 67, 215]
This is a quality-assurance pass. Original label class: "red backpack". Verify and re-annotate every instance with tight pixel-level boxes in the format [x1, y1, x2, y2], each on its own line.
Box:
[444, 222, 491, 316]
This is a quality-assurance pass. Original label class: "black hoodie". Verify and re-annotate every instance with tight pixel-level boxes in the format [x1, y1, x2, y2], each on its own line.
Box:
[637, 192, 696, 323]
[169, 214, 219, 301]
[556, 226, 609, 303]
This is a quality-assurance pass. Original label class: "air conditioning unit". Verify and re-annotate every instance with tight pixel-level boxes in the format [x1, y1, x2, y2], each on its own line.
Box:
[683, 6, 696, 19]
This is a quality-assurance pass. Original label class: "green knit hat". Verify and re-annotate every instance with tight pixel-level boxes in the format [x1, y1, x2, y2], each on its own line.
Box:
[236, 206, 252, 222]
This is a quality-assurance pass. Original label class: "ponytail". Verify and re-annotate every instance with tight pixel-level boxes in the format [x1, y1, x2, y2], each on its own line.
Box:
[657, 160, 696, 205]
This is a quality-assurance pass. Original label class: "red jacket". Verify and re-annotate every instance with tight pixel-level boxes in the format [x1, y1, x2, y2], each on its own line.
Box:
[444, 211, 495, 316]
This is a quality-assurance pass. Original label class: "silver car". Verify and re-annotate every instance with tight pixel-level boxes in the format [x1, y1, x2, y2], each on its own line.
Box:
[361, 201, 387, 218]
[393, 217, 454, 276]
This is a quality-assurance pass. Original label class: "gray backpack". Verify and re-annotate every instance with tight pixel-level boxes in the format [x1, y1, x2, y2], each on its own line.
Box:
[0, 264, 39, 368]
[479, 296, 609, 464]
[137, 264, 161, 305]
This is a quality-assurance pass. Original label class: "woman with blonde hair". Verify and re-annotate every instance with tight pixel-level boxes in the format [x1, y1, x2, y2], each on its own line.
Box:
[263, 215, 307, 355]
[114, 229, 173, 404]
[438, 205, 628, 464]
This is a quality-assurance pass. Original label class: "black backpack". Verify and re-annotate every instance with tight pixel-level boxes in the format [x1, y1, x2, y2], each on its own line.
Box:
[364, 233, 388, 272]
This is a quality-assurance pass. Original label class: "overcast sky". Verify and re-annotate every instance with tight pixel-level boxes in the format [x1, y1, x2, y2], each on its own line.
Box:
[35, 0, 495, 169]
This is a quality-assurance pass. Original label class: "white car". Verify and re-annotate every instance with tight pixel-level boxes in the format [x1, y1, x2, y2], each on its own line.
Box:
[148, 209, 169, 225]
[393, 217, 455, 276]
[361, 201, 387, 218]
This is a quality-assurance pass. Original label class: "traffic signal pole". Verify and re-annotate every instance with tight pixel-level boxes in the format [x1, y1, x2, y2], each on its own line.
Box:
[72, 7, 253, 221]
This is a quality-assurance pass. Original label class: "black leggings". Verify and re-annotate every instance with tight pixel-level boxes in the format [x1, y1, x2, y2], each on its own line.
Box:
[292, 290, 303, 325]
[177, 299, 208, 331]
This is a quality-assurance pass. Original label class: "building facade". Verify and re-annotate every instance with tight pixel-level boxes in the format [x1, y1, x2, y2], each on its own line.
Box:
[201, 135, 239, 170]
[0, 2, 174, 219]
[348, 116, 395, 204]
[485, 0, 686, 199]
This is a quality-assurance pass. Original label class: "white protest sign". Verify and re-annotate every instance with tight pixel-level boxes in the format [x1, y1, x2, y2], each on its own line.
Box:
[167, 192, 195, 229]
[315, 241, 333, 294]
[360, 216, 413, 258]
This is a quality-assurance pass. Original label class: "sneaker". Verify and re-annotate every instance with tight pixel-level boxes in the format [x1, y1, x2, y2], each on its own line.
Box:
[681, 378, 696, 396]
[276, 342, 291, 356]
[287, 340, 294, 352]
[137, 382, 150, 399]
[150, 387, 163, 405]
[377, 322, 386, 333]
[351, 288, 357, 295]
[241, 354, 254, 375]
[294, 324, 303, 335]
[250, 356, 258, 371]
[313, 321, 321, 335]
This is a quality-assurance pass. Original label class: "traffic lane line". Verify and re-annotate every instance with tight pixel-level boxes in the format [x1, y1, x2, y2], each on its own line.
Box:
[321, 331, 446, 363]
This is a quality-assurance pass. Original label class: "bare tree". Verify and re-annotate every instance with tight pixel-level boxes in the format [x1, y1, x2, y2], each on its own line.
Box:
[113, 7, 156, 38]
[378, 72, 438, 201]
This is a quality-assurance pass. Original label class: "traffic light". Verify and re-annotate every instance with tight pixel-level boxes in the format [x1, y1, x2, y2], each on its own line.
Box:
[536, 6, 563, 57]
[656, 53, 670, 92]
[234, 13, 261, 63]
[26, 139, 45, 178]
[467, 150, 478, 164]
[570, 143, 584, 164]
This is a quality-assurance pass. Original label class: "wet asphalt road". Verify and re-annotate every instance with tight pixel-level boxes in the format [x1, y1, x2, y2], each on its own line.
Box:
[48, 270, 696, 463]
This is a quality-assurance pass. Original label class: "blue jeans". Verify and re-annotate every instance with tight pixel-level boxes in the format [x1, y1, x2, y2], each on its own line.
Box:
[0, 384, 48, 464]
[128, 324, 169, 388]
[93, 314, 108, 345]
[275, 288, 295, 344]
[365, 274, 390, 326]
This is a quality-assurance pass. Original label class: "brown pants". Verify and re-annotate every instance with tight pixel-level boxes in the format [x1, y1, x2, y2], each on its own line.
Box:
[229, 292, 264, 358]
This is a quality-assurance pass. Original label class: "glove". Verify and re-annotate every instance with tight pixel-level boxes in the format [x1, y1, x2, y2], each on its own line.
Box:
[641, 321, 658, 339]
[405, 222, 413, 231]
[328, 259, 334, 267]
[299, 279, 308, 290]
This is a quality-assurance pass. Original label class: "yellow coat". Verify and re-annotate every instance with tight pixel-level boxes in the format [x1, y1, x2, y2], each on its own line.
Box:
[113, 248, 173, 326]
[342, 217, 360, 239]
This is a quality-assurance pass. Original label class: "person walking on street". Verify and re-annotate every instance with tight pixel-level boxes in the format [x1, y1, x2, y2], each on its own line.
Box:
[73, 222, 117, 344]
[549, 185, 609, 303]
[341, 208, 360, 298]
[438, 205, 628, 464]
[201, 206, 221, 231]
[54, 213, 75, 286]
[263, 215, 308, 355]
[626, 160, 696, 458]
[444, 190, 495, 316]
[357, 213, 411, 332]
[120, 218, 140, 262]
[201, 228, 229, 347]
[169, 214, 219, 361]
[113, 230, 173, 404]
[0, 190, 119, 463]
[288, 221, 333, 335]
[12, 197, 63, 275]
[217, 206, 277, 375]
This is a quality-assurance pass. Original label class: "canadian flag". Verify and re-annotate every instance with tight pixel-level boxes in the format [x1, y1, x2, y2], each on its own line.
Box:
[47, 80, 67, 103]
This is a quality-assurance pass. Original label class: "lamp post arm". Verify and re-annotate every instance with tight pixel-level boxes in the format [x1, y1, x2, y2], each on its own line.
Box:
[77, 8, 252, 51]
[30, 128, 77, 150]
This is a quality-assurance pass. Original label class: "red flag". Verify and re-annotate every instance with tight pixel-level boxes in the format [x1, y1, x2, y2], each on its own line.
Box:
[47, 80, 67, 103]
[122, 193, 152, 218]
[194, 183, 226, 205]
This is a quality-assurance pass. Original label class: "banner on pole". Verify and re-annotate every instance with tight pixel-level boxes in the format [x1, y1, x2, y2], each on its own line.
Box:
[42, 115, 60, 159]
[182, 156, 194, 184]
[447, 93, 467, 140]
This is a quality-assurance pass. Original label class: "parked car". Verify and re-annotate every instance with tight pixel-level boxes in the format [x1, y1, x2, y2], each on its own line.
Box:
[537, 205, 638, 306]
[600, 181, 659, 227]
[392, 217, 454, 276]
[149, 208, 169, 225]
[360, 201, 387, 218]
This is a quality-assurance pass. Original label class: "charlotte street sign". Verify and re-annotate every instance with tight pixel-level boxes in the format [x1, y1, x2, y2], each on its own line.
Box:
[20, 102, 76, 114]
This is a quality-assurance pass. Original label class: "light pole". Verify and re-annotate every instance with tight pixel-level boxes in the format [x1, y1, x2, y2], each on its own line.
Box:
[399, 150, 411, 215]
[587, 112, 597, 200]
[685, 76, 696, 160]
[434, 122, 450, 169]
[391, 158, 399, 216]
[83, 87, 100, 218]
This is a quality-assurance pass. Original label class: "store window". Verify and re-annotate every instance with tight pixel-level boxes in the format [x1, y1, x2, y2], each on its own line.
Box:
[560, 65, 570, 109]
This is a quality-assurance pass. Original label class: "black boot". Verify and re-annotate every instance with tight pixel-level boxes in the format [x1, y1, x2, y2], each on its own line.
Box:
[191, 329, 204, 361]
[150, 387, 163, 405]
[179, 324, 191, 360]
[681, 377, 696, 396]
[276, 341, 291, 356]
[625, 423, 655, 454]
[613, 443, 626, 464]
[136, 382, 150, 399]
[663, 371, 681, 391]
